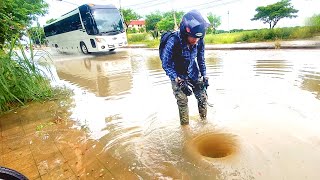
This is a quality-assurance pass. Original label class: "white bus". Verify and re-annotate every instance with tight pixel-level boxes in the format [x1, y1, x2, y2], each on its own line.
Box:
[44, 4, 127, 54]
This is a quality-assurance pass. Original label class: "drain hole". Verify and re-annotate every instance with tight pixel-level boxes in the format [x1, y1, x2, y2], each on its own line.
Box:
[190, 133, 237, 158]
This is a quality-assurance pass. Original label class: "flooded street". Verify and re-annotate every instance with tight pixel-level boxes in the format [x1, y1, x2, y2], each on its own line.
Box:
[1, 48, 320, 179]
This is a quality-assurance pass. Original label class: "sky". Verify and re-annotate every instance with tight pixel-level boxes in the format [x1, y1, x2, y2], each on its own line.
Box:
[38, 0, 320, 30]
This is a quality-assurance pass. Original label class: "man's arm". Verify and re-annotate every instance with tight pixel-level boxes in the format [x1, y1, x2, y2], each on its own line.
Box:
[197, 39, 206, 77]
[161, 37, 178, 81]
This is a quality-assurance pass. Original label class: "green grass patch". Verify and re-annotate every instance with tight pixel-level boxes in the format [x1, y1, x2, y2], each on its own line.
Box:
[0, 37, 72, 114]
[205, 32, 243, 44]
[127, 33, 150, 42]
[127, 26, 320, 46]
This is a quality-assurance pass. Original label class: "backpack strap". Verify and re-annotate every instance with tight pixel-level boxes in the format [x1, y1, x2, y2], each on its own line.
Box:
[159, 31, 180, 59]
[171, 31, 181, 54]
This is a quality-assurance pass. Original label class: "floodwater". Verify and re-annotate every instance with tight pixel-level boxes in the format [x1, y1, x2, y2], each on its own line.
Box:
[1, 49, 320, 179]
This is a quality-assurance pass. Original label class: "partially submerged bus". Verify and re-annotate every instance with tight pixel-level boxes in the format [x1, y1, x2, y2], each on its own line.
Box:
[44, 4, 127, 54]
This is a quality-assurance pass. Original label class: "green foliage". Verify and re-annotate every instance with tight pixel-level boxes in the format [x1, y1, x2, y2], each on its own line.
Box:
[127, 33, 149, 42]
[205, 32, 243, 44]
[127, 27, 137, 34]
[145, 11, 184, 39]
[238, 27, 314, 42]
[157, 11, 184, 31]
[207, 13, 221, 34]
[27, 26, 45, 45]
[127, 27, 145, 34]
[0, 0, 48, 48]
[46, 18, 57, 24]
[307, 14, 320, 34]
[0, 37, 54, 113]
[127, 26, 319, 46]
[308, 14, 320, 27]
[121, 9, 141, 25]
[145, 11, 162, 32]
[150, 30, 159, 39]
[138, 27, 146, 33]
[288, 27, 313, 39]
[145, 39, 159, 48]
[251, 0, 298, 29]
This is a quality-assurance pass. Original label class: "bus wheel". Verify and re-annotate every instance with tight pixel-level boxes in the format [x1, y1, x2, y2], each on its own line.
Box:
[80, 42, 90, 54]
[109, 49, 115, 52]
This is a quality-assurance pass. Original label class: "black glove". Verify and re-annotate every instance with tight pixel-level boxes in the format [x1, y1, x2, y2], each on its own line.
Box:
[203, 77, 209, 89]
[179, 80, 193, 96]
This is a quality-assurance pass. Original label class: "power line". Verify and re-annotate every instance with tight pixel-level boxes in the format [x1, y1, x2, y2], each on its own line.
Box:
[196, 0, 239, 10]
[124, 0, 158, 8]
[176, 0, 225, 10]
[176, 0, 239, 11]
[121, 0, 238, 15]
[132, 0, 170, 10]
[123, 0, 166, 8]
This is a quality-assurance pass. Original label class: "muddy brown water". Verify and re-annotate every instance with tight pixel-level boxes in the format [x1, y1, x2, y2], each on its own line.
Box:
[1, 49, 320, 179]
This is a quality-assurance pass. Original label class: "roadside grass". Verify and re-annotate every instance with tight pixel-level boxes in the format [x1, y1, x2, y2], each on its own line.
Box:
[205, 32, 243, 44]
[0, 37, 72, 114]
[127, 26, 320, 48]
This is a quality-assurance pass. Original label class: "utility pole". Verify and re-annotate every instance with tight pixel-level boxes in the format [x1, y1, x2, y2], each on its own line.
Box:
[227, 10, 230, 33]
[56, 0, 78, 6]
[172, 0, 178, 30]
[173, 11, 178, 30]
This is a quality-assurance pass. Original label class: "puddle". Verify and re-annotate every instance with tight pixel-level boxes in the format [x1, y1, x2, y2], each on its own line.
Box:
[1, 49, 320, 179]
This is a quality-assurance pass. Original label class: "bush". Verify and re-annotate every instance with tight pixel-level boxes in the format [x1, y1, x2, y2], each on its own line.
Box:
[127, 33, 149, 42]
[0, 38, 54, 113]
[205, 32, 243, 44]
[289, 27, 313, 39]
[145, 39, 159, 48]
[307, 14, 320, 34]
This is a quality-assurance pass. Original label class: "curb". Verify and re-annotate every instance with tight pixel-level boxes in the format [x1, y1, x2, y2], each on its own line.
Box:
[125, 41, 320, 50]
[205, 46, 320, 50]
[125, 45, 320, 50]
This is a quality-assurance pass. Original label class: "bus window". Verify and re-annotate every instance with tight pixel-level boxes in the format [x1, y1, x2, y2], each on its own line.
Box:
[92, 8, 124, 35]
[79, 6, 98, 35]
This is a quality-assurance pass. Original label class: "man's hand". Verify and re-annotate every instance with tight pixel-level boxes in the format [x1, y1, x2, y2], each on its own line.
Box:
[175, 77, 182, 84]
[176, 77, 192, 96]
[203, 76, 209, 89]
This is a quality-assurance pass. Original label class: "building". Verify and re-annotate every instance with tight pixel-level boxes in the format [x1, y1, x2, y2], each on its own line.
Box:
[128, 20, 145, 30]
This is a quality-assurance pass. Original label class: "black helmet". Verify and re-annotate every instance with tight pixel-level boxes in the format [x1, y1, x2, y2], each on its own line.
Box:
[180, 10, 210, 38]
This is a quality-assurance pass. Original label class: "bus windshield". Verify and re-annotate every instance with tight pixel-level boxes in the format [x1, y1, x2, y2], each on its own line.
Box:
[92, 8, 124, 34]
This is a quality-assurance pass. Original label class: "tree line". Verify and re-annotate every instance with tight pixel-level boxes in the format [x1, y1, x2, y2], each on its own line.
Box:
[1, 0, 318, 47]
[123, 0, 299, 36]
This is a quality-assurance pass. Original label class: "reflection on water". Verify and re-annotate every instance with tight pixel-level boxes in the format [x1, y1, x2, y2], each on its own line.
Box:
[300, 71, 320, 99]
[254, 59, 292, 78]
[1, 49, 320, 179]
[55, 51, 132, 97]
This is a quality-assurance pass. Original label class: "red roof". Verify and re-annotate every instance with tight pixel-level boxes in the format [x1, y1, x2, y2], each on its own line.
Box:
[129, 20, 145, 26]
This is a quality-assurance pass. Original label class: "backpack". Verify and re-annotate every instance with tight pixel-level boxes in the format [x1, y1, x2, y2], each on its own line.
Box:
[159, 31, 179, 61]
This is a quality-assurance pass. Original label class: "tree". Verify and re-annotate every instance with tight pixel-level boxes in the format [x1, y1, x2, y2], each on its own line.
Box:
[251, 0, 298, 29]
[157, 11, 184, 31]
[145, 11, 162, 32]
[307, 14, 320, 33]
[27, 26, 45, 45]
[145, 11, 162, 39]
[121, 9, 141, 25]
[0, 0, 48, 49]
[207, 13, 221, 34]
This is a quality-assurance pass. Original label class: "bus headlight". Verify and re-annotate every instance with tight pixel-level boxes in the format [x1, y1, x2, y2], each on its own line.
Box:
[95, 38, 105, 43]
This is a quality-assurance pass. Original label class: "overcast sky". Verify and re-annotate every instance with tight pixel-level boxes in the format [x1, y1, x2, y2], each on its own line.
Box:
[39, 0, 320, 30]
